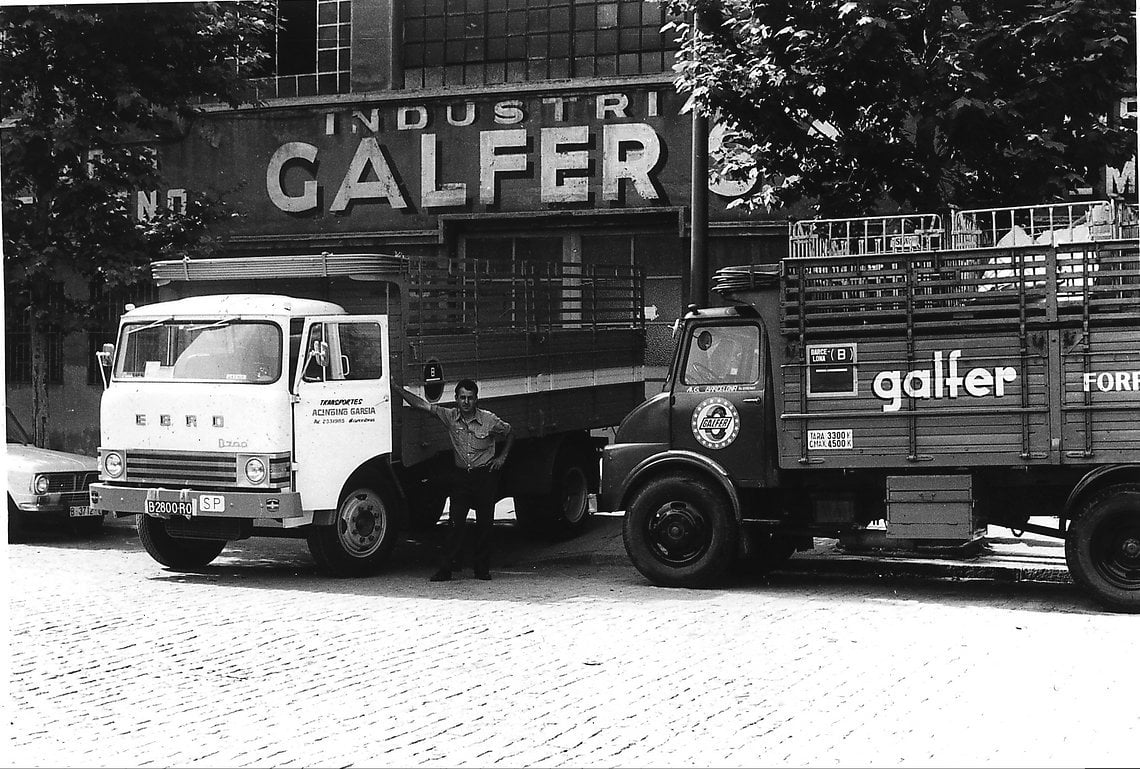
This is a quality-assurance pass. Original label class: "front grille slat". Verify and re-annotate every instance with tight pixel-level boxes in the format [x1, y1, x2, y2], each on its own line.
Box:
[123, 450, 290, 489]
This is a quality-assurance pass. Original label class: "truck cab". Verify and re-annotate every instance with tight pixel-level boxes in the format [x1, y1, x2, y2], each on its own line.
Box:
[91, 294, 397, 574]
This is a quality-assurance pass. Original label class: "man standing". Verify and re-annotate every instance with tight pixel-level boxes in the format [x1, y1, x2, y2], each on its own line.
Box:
[396, 379, 514, 582]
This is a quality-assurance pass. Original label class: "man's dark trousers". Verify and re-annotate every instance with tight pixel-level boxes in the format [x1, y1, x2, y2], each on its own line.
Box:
[441, 465, 500, 572]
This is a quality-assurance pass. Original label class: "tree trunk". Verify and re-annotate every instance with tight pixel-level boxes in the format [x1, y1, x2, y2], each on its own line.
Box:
[28, 310, 50, 449]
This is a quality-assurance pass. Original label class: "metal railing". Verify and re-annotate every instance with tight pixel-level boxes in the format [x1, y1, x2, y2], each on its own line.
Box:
[950, 200, 1137, 250]
[404, 256, 644, 336]
[789, 213, 945, 258]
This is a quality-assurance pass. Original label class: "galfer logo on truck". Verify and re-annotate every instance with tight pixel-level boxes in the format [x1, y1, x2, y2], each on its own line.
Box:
[691, 397, 740, 449]
[872, 350, 1017, 413]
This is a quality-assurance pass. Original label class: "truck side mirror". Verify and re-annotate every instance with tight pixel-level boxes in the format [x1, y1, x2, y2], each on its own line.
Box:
[310, 339, 329, 368]
[95, 343, 114, 389]
[303, 340, 329, 382]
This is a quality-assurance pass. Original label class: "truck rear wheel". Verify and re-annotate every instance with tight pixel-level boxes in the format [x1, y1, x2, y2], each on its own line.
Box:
[405, 483, 447, 531]
[622, 474, 737, 587]
[307, 486, 399, 576]
[514, 454, 592, 540]
[137, 514, 226, 569]
[1066, 484, 1140, 613]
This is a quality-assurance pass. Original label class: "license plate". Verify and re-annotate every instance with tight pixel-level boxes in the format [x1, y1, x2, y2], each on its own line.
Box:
[69, 505, 98, 517]
[145, 499, 195, 517]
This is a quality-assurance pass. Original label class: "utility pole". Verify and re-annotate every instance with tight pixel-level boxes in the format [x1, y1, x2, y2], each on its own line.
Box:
[689, 5, 710, 307]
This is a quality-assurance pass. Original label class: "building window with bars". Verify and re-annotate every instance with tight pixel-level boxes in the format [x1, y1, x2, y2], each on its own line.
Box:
[266, 0, 351, 97]
[84, 281, 160, 386]
[5, 290, 65, 386]
[402, 0, 679, 90]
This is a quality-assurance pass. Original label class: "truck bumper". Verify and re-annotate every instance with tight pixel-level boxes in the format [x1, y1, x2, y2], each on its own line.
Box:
[89, 483, 304, 520]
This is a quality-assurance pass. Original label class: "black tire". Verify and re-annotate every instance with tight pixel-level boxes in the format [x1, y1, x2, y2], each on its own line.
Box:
[1066, 483, 1140, 613]
[622, 474, 738, 587]
[137, 514, 226, 569]
[513, 493, 547, 534]
[307, 486, 400, 576]
[71, 515, 105, 536]
[733, 530, 797, 577]
[8, 496, 27, 543]
[514, 453, 593, 540]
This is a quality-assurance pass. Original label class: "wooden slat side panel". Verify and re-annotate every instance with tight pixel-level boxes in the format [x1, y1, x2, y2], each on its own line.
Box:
[778, 335, 1051, 467]
[1061, 328, 1140, 460]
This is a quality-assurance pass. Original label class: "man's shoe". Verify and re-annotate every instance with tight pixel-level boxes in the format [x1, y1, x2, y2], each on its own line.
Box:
[474, 569, 492, 581]
[429, 569, 452, 582]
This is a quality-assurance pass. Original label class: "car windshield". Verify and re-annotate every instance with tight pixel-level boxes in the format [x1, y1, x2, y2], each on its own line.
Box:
[7, 407, 32, 444]
[114, 320, 283, 383]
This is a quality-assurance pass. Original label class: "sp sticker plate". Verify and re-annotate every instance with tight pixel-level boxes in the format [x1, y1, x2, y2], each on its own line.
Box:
[691, 396, 740, 450]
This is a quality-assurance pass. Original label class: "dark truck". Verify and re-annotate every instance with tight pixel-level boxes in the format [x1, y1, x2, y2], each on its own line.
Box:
[600, 200, 1140, 612]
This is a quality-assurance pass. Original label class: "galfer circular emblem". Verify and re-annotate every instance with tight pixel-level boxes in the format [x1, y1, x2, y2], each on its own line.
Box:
[691, 397, 740, 450]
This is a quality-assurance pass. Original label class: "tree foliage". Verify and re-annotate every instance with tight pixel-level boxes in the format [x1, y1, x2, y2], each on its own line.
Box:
[0, 2, 276, 444]
[668, 0, 1137, 216]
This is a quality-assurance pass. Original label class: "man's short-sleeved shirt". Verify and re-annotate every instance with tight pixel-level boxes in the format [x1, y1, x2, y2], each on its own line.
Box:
[428, 404, 512, 470]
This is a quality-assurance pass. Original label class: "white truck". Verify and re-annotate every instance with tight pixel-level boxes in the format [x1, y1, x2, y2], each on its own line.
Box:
[90, 253, 645, 575]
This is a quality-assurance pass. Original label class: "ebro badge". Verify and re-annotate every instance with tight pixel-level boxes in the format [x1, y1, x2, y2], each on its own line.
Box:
[691, 396, 740, 450]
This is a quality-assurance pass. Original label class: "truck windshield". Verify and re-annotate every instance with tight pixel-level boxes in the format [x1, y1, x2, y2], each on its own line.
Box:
[114, 320, 283, 384]
[682, 324, 761, 386]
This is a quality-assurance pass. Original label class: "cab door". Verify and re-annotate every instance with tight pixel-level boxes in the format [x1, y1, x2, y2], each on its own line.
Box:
[293, 316, 391, 511]
[670, 320, 769, 485]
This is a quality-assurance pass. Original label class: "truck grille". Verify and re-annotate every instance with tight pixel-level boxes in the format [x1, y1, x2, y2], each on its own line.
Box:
[124, 450, 290, 488]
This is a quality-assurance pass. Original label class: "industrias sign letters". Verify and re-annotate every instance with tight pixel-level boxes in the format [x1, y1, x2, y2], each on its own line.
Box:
[266, 91, 668, 215]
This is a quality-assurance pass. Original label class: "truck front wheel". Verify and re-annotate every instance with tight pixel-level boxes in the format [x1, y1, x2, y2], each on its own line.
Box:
[622, 474, 737, 587]
[307, 486, 399, 576]
[1066, 484, 1140, 613]
[137, 514, 226, 569]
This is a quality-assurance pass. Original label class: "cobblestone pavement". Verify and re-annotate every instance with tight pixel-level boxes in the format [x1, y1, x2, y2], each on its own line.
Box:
[7, 513, 1136, 768]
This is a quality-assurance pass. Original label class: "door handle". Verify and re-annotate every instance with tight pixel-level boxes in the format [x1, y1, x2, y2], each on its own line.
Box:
[742, 397, 762, 403]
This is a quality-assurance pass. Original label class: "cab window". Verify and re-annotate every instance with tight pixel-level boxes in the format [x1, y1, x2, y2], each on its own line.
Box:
[682, 324, 760, 385]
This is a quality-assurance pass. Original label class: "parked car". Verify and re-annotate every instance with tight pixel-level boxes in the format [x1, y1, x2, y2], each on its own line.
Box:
[6, 407, 101, 540]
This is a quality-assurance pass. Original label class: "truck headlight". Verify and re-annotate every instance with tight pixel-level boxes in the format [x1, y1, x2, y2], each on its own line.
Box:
[33, 474, 49, 494]
[245, 457, 266, 484]
[104, 452, 123, 478]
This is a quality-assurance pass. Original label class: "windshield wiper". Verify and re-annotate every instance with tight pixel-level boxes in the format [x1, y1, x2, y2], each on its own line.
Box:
[182, 317, 238, 332]
[124, 316, 174, 335]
